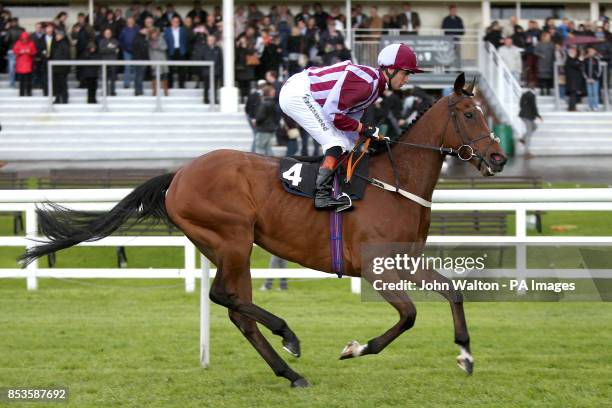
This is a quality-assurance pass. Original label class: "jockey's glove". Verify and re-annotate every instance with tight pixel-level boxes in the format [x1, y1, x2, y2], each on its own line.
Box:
[361, 124, 389, 141]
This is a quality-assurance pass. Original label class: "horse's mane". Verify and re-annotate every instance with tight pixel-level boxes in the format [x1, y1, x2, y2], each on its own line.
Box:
[368, 100, 437, 156]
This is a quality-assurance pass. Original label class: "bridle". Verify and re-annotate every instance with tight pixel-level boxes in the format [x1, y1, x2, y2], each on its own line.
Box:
[389, 95, 501, 172]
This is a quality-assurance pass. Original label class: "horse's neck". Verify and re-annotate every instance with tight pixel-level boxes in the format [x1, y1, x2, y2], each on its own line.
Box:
[370, 101, 446, 201]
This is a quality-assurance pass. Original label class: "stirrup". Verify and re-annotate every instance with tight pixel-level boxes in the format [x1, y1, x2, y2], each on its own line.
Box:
[335, 193, 352, 213]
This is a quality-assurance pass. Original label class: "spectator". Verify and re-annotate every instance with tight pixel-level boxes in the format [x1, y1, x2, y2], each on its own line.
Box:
[313, 3, 330, 32]
[149, 27, 169, 96]
[51, 32, 70, 104]
[234, 6, 247, 37]
[193, 33, 222, 103]
[247, 3, 264, 24]
[138, 2, 154, 27]
[5, 17, 25, 88]
[81, 41, 99, 103]
[13, 32, 37, 96]
[99, 28, 120, 96]
[38, 23, 55, 96]
[162, 4, 180, 27]
[565, 46, 584, 111]
[295, 5, 311, 25]
[132, 27, 149, 96]
[235, 35, 257, 101]
[583, 46, 602, 111]
[54, 12, 68, 35]
[203, 14, 218, 38]
[304, 18, 319, 63]
[519, 82, 542, 157]
[71, 13, 95, 88]
[535, 32, 555, 95]
[254, 84, 278, 155]
[555, 43, 567, 98]
[100, 10, 121, 39]
[512, 25, 527, 49]
[498, 37, 523, 82]
[503, 15, 518, 38]
[484, 21, 503, 49]
[163, 16, 188, 88]
[364, 6, 383, 41]
[351, 6, 367, 29]
[31, 22, 45, 88]
[524, 20, 541, 84]
[246, 80, 266, 149]
[557, 17, 570, 41]
[397, 3, 420, 34]
[119, 16, 138, 89]
[260, 256, 288, 291]
[283, 114, 300, 157]
[441, 5, 464, 37]
[287, 26, 306, 76]
[319, 20, 345, 65]
[382, 12, 399, 30]
[188, 1, 207, 23]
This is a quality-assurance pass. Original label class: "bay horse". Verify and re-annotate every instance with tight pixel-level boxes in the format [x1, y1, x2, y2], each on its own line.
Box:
[20, 73, 507, 387]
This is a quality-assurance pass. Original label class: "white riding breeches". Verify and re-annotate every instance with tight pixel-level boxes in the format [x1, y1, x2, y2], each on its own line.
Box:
[279, 71, 359, 153]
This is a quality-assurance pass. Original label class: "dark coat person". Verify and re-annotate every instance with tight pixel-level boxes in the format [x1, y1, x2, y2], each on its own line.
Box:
[564, 49, 584, 111]
[50, 33, 70, 104]
[132, 28, 149, 96]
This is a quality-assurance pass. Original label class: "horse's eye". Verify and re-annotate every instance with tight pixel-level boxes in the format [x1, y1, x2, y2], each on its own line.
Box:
[464, 112, 473, 119]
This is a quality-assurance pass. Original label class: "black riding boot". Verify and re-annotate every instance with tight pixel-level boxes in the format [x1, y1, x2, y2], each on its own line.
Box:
[314, 166, 350, 210]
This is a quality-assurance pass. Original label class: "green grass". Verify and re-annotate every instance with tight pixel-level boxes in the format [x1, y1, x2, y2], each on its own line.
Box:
[0, 278, 611, 407]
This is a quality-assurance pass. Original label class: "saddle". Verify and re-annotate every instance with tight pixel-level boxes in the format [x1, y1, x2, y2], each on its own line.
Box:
[279, 154, 369, 201]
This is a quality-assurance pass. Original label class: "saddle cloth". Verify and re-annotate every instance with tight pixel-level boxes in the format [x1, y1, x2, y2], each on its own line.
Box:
[278, 155, 369, 200]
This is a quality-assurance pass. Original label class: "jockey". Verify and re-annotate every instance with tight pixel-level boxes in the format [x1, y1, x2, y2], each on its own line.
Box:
[279, 43, 424, 210]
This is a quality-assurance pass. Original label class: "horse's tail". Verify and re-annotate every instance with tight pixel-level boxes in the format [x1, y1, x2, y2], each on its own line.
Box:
[18, 173, 175, 266]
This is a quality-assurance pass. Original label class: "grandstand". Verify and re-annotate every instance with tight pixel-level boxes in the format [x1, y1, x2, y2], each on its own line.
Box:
[1, 0, 612, 167]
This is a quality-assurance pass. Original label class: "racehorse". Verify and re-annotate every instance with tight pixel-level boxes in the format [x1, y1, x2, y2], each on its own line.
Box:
[20, 73, 507, 388]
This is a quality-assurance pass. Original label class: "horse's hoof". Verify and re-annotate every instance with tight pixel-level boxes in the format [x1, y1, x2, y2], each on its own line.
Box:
[290, 377, 311, 388]
[282, 338, 301, 358]
[339, 340, 366, 360]
[457, 355, 474, 375]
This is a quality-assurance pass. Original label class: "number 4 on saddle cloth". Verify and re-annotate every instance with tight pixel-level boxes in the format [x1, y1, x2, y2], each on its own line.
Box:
[279, 153, 370, 212]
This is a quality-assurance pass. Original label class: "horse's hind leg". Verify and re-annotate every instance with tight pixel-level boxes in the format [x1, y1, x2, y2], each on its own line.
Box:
[229, 310, 309, 388]
[207, 245, 307, 387]
[340, 270, 417, 360]
[412, 268, 473, 374]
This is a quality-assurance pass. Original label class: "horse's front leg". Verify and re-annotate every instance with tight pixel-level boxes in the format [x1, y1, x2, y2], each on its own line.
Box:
[339, 269, 417, 359]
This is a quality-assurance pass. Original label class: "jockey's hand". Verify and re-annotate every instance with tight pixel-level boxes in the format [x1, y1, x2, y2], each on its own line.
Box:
[362, 125, 382, 140]
[362, 125, 389, 142]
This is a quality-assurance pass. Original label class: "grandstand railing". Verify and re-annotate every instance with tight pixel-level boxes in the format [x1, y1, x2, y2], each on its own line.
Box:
[2, 188, 612, 293]
[478, 40, 525, 137]
[47, 60, 216, 112]
[554, 61, 609, 111]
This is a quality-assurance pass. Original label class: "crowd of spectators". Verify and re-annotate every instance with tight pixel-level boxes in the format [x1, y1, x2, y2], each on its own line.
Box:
[0, 2, 468, 103]
[485, 10, 612, 111]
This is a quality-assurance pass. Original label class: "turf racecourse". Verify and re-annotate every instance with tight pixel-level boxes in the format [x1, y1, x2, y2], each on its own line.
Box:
[1, 278, 611, 407]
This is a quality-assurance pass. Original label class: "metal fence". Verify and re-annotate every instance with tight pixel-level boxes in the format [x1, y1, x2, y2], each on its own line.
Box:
[47, 60, 216, 112]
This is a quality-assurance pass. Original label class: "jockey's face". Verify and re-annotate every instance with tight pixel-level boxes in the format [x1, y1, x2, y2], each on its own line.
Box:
[388, 69, 410, 90]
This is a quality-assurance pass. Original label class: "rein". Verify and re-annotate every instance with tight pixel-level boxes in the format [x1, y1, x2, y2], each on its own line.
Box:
[358, 95, 500, 208]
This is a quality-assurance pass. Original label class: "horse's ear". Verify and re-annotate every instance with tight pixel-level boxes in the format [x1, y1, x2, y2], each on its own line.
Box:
[453, 72, 466, 96]
[465, 77, 476, 96]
